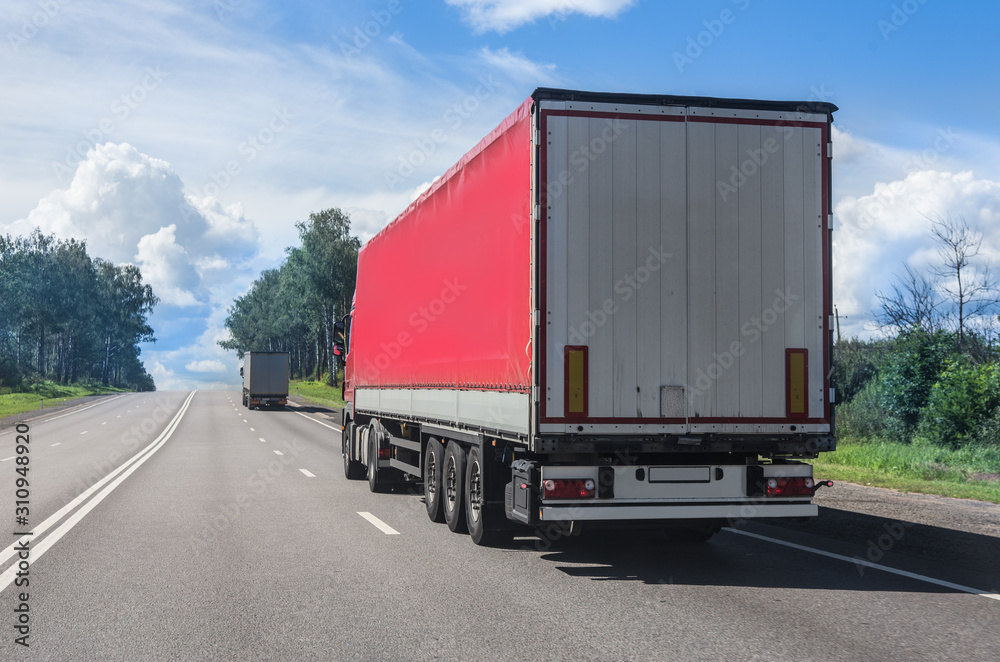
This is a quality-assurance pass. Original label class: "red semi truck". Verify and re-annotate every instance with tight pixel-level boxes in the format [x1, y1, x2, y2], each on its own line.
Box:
[341, 88, 837, 545]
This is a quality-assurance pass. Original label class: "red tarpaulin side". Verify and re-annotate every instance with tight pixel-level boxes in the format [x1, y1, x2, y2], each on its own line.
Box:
[348, 97, 533, 393]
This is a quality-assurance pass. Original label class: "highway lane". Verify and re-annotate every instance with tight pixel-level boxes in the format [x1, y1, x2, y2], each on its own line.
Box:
[0, 392, 187, 545]
[0, 390, 997, 660]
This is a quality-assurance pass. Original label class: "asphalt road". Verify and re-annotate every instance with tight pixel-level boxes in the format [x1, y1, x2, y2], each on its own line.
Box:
[0, 391, 997, 661]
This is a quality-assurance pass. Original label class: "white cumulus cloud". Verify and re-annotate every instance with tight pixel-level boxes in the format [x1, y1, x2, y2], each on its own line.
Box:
[135, 225, 200, 307]
[4, 142, 261, 310]
[447, 0, 637, 33]
[185, 360, 227, 373]
[834, 170, 1000, 338]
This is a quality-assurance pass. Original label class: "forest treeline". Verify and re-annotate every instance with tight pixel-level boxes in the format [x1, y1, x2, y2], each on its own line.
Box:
[0, 229, 158, 392]
[219, 208, 360, 385]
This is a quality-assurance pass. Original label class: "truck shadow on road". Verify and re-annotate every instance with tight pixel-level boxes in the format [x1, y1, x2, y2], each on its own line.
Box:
[514, 511, 999, 596]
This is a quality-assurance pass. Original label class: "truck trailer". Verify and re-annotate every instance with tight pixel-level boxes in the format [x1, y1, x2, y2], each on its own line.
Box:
[241, 351, 289, 410]
[341, 88, 837, 545]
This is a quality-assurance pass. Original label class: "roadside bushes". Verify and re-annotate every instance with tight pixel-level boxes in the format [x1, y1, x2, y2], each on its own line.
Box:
[976, 406, 1000, 447]
[918, 361, 1000, 449]
[877, 330, 957, 440]
[835, 376, 890, 440]
[834, 329, 1000, 449]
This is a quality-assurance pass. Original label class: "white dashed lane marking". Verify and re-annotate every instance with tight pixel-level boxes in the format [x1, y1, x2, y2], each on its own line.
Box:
[358, 512, 399, 535]
[299, 469, 316, 478]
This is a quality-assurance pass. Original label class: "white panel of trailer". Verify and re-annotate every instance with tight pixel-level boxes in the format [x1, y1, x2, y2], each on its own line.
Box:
[760, 125, 787, 417]
[713, 122, 740, 418]
[659, 122, 688, 402]
[737, 123, 764, 418]
[545, 115, 569, 418]
[542, 107, 829, 432]
[586, 117, 616, 417]
[611, 119, 639, 417]
[804, 127, 826, 418]
[686, 120, 718, 419]
[356, 388, 530, 436]
[635, 120, 662, 419]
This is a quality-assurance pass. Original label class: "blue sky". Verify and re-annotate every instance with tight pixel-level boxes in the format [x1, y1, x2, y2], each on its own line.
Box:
[2, 0, 999, 390]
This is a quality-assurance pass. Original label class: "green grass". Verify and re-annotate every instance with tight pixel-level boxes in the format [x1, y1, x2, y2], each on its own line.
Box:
[289, 375, 346, 410]
[0, 381, 127, 419]
[815, 435, 1000, 504]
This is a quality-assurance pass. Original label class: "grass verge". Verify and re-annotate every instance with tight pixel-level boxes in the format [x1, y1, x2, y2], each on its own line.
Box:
[0, 382, 127, 419]
[814, 436, 1000, 504]
[289, 376, 346, 410]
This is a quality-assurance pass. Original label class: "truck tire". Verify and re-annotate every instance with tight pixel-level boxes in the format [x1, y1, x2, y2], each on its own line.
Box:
[442, 441, 467, 533]
[424, 439, 445, 523]
[342, 423, 365, 480]
[367, 428, 385, 493]
[465, 445, 512, 546]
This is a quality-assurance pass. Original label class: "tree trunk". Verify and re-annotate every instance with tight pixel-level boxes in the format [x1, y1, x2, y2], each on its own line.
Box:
[322, 302, 338, 387]
[314, 336, 321, 381]
[103, 333, 111, 385]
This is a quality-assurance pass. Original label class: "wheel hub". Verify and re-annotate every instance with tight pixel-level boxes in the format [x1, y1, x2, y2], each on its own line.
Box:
[469, 461, 482, 524]
[427, 455, 437, 498]
[445, 459, 457, 510]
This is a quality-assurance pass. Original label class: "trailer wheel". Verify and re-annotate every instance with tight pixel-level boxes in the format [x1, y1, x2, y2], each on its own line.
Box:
[465, 446, 512, 546]
[342, 423, 365, 480]
[442, 441, 467, 533]
[424, 439, 445, 523]
[367, 428, 385, 493]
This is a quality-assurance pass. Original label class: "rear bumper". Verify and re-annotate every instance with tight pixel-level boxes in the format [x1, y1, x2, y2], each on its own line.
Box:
[248, 395, 287, 407]
[525, 462, 820, 523]
[540, 502, 816, 522]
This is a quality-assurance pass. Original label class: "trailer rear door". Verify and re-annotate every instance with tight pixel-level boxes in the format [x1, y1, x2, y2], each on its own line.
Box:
[537, 96, 833, 436]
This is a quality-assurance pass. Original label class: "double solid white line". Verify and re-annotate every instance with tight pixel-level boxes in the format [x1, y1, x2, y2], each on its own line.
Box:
[0, 391, 197, 593]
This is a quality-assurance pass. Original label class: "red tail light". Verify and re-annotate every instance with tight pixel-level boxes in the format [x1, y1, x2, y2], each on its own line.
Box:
[766, 477, 814, 496]
[378, 448, 390, 460]
[543, 478, 596, 499]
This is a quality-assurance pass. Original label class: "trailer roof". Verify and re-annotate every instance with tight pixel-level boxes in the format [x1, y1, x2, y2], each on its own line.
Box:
[532, 87, 838, 118]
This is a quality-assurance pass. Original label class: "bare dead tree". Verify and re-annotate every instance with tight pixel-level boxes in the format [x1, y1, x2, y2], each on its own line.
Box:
[873, 263, 943, 334]
[928, 214, 1000, 350]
